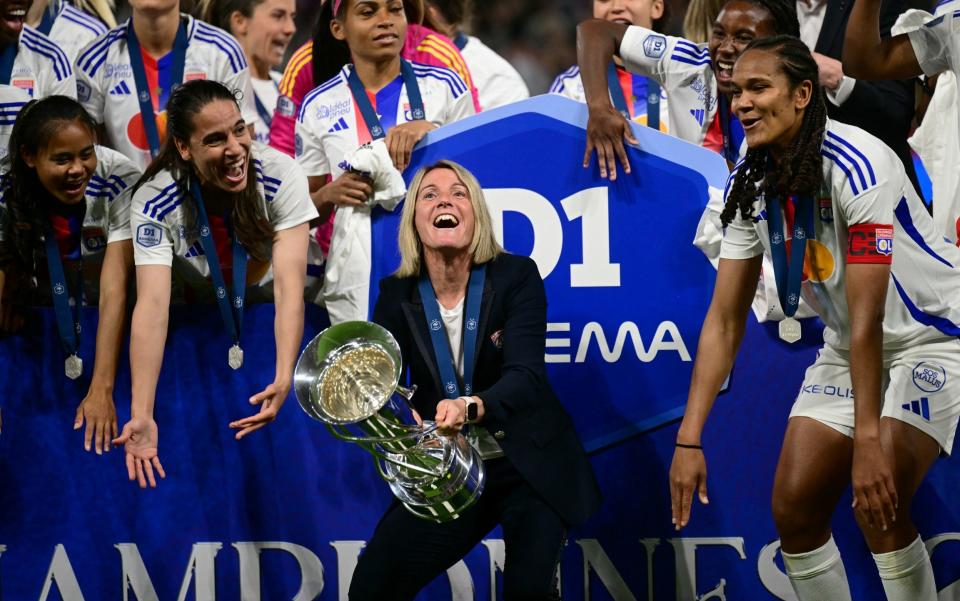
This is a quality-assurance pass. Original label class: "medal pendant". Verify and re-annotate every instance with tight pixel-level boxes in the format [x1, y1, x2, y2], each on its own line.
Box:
[779, 317, 802, 344]
[64, 354, 83, 379]
[228, 344, 244, 370]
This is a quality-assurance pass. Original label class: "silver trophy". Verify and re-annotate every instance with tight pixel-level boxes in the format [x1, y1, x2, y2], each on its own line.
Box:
[294, 321, 485, 523]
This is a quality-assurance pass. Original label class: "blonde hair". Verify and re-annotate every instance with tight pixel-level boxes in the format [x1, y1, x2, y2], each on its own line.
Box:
[396, 160, 503, 278]
[76, 0, 117, 28]
[683, 0, 725, 43]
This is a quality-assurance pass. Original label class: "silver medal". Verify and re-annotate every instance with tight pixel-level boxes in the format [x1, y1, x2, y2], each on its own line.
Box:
[64, 354, 83, 379]
[228, 344, 244, 370]
[779, 317, 802, 344]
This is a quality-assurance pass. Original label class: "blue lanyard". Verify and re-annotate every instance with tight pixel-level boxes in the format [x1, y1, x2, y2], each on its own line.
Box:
[418, 264, 486, 398]
[254, 79, 277, 128]
[717, 95, 744, 164]
[43, 219, 82, 357]
[607, 62, 659, 130]
[453, 32, 468, 50]
[346, 59, 424, 140]
[188, 177, 248, 347]
[767, 195, 814, 318]
[0, 41, 18, 85]
[37, 1, 57, 35]
[126, 18, 188, 159]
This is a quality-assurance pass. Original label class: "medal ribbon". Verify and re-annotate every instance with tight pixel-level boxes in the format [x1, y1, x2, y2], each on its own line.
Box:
[717, 94, 745, 164]
[346, 59, 424, 140]
[453, 32, 468, 50]
[607, 62, 660, 129]
[127, 18, 189, 158]
[768, 195, 814, 318]
[418, 263, 486, 398]
[43, 220, 82, 358]
[254, 80, 278, 129]
[189, 177, 248, 348]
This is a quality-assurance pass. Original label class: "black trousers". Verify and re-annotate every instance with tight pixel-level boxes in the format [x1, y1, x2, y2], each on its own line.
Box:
[348, 458, 567, 601]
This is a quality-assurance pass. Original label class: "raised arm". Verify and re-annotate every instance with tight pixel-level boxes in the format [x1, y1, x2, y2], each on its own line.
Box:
[670, 254, 762, 529]
[845, 261, 898, 531]
[577, 19, 637, 181]
[75, 239, 133, 454]
[230, 223, 309, 440]
[113, 264, 170, 488]
[843, 0, 922, 80]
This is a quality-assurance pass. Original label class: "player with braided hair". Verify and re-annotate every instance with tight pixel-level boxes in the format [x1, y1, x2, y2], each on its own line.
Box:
[671, 35, 960, 601]
[578, 0, 799, 178]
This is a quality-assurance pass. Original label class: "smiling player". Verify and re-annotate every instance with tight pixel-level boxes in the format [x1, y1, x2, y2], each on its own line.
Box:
[117, 80, 317, 488]
[669, 36, 960, 601]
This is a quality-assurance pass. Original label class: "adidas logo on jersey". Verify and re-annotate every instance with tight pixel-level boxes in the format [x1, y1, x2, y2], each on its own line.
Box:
[327, 117, 350, 133]
[110, 81, 132, 96]
[902, 397, 931, 421]
[690, 109, 706, 126]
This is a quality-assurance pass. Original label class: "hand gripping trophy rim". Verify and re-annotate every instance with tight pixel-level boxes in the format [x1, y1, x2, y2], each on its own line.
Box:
[294, 320, 486, 522]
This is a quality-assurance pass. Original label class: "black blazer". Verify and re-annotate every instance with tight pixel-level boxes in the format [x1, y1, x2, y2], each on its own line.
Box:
[373, 253, 602, 527]
[818, 0, 919, 190]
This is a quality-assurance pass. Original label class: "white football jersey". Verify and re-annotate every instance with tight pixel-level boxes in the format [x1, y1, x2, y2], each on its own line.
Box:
[75, 15, 258, 170]
[617, 25, 718, 147]
[720, 119, 960, 350]
[43, 0, 107, 63]
[459, 35, 529, 110]
[295, 62, 475, 323]
[130, 144, 318, 299]
[250, 71, 281, 145]
[0, 145, 140, 302]
[550, 64, 672, 133]
[7, 24, 75, 100]
[908, 9, 960, 158]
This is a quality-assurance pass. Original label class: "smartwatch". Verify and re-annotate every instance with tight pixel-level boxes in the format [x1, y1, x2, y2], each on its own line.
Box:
[461, 396, 479, 424]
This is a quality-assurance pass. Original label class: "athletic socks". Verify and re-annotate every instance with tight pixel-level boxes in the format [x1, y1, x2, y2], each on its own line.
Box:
[873, 535, 937, 601]
[782, 536, 852, 601]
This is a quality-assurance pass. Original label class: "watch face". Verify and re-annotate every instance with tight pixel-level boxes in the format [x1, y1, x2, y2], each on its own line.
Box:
[466, 401, 479, 421]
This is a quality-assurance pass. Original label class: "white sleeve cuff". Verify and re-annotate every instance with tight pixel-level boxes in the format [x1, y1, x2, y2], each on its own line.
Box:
[827, 75, 856, 107]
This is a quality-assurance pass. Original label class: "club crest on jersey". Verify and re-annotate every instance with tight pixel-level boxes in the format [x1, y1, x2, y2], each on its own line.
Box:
[876, 226, 893, 255]
[82, 227, 107, 252]
[643, 35, 667, 58]
[818, 197, 833, 222]
[913, 362, 946, 393]
[136, 223, 161, 247]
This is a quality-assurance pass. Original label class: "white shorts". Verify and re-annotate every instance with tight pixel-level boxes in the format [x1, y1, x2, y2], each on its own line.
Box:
[789, 339, 960, 455]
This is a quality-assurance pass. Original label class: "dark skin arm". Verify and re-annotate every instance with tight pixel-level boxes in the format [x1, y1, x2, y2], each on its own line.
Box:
[577, 19, 637, 181]
[845, 262, 898, 531]
[843, 0, 923, 80]
[669, 255, 762, 529]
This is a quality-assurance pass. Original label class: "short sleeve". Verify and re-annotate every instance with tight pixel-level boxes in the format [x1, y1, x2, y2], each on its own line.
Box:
[75, 46, 105, 123]
[46, 68, 77, 100]
[295, 101, 331, 177]
[101, 150, 142, 243]
[718, 168, 765, 260]
[130, 186, 175, 266]
[441, 74, 476, 125]
[619, 26, 708, 86]
[907, 13, 957, 76]
[823, 130, 899, 227]
[267, 159, 320, 232]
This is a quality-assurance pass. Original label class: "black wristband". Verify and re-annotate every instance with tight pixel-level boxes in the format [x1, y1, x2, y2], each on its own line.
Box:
[675, 442, 702, 450]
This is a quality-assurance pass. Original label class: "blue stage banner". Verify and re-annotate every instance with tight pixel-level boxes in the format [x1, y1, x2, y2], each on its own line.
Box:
[1, 96, 960, 600]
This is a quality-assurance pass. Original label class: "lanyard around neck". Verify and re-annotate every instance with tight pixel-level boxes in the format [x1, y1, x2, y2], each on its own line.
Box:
[188, 176, 248, 347]
[346, 59, 424, 140]
[607, 62, 660, 130]
[418, 263, 486, 398]
[43, 218, 83, 358]
[767, 195, 814, 318]
[127, 18, 189, 158]
[254, 79, 278, 128]
[717, 94, 741, 164]
[0, 40, 18, 85]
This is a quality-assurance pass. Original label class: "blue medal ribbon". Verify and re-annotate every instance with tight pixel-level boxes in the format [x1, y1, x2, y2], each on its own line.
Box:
[346, 59, 424, 140]
[453, 32, 468, 51]
[253, 80, 278, 129]
[767, 195, 814, 318]
[127, 18, 189, 159]
[43, 220, 82, 358]
[607, 62, 659, 129]
[418, 264, 486, 398]
[37, 1, 57, 35]
[188, 177, 248, 349]
[717, 94, 744, 164]
[0, 40, 18, 85]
